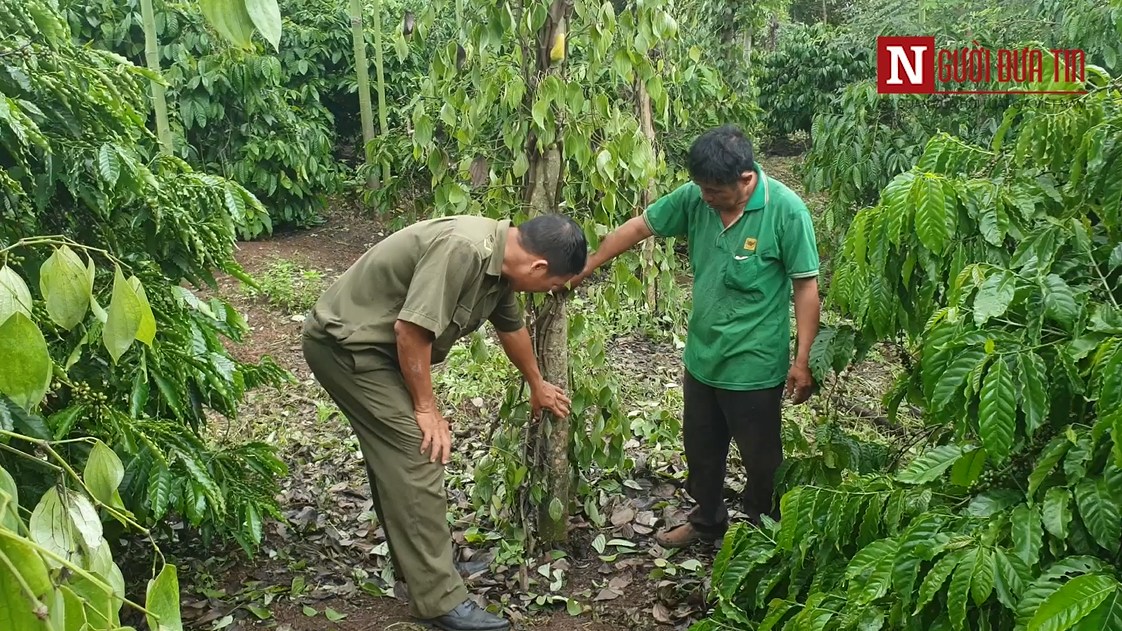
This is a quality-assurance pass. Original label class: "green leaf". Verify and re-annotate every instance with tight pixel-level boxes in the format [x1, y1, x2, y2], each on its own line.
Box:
[950, 446, 987, 487]
[244, 0, 282, 51]
[1012, 504, 1044, 569]
[973, 269, 1016, 326]
[29, 487, 77, 569]
[513, 152, 529, 179]
[531, 96, 550, 130]
[914, 175, 950, 254]
[324, 607, 346, 622]
[0, 265, 33, 325]
[1042, 487, 1072, 541]
[566, 598, 582, 616]
[548, 497, 563, 522]
[898, 444, 967, 484]
[979, 358, 1016, 463]
[1073, 479, 1121, 553]
[1042, 274, 1079, 329]
[915, 550, 962, 614]
[994, 548, 1029, 611]
[127, 277, 157, 346]
[1028, 573, 1117, 631]
[1018, 352, 1049, 438]
[0, 530, 54, 630]
[39, 245, 92, 330]
[932, 347, 985, 410]
[0, 312, 52, 411]
[98, 144, 120, 187]
[1076, 590, 1122, 630]
[198, 0, 256, 49]
[102, 266, 143, 363]
[85, 440, 125, 509]
[145, 564, 183, 631]
[0, 466, 18, 531]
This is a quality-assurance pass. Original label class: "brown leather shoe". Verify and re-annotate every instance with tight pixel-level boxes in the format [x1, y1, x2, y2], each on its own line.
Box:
[653, 523, 721, 548]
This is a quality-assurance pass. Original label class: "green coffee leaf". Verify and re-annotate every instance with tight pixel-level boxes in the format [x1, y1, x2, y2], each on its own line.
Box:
[1027, 573, 1116, 631]
[1018, 351, 1049, 438]
[145, 564, 183, 631]
[0, 265, 33, 325]
[0, 312, 51, 411]
[1011, 504, 1043, 569]
[950, 447, 987, 487]
[914, 175, 950, 254]
[1077, 590, 1122, 630]
[244, 0, 282, 51]
[39, 245, 91, 330]
[102, 266, 143, 363]
[973, 269, 1016, 325]
[1074, 479, 1121, 553]
[1042, 487, 1072, 540]
[1042, 274, 1078, 329]
[98, 143, 119, 186]
[898, 444, 967, 485]
[979, 358, 1015, 463]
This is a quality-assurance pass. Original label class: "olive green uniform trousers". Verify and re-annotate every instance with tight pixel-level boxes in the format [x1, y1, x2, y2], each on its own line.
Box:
[301, 333, 468, 619]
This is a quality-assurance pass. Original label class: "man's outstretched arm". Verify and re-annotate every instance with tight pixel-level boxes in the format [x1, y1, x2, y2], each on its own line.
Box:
[570, 215, 654, 286]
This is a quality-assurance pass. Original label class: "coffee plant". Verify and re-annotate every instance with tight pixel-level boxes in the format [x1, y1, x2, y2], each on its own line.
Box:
[754, 22, 873, 142]
[2, 0, 288, 556]
[692, 59, 1122, 630]
[64, 0, 349, 232]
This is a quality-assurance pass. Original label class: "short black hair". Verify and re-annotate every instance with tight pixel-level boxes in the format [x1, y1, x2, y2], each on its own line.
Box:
[687, 125, 755, 186]
[517, 214, 587, 276]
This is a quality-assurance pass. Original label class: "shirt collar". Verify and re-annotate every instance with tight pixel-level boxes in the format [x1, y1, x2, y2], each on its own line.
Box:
[486, 219, 511, 277]
[745, 163, 768, 212]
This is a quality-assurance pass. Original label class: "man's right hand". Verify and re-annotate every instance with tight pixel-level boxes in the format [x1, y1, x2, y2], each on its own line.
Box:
[416, 408, 452, 465]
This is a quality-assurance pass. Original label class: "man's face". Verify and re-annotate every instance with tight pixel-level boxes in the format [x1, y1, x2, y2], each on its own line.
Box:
[696, 172, 755, 214]
[508, 260, 573, 293]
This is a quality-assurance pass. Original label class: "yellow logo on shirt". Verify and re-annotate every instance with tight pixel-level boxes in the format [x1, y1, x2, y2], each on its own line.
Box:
[744, 237, 757, 252]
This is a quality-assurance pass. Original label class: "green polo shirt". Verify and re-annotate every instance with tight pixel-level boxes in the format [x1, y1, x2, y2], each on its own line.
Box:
[643, 165, 820, 391]
[303, 216, 525, 368]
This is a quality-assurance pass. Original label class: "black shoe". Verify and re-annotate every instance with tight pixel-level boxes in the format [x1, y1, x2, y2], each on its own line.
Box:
[422, 599, 510, 631]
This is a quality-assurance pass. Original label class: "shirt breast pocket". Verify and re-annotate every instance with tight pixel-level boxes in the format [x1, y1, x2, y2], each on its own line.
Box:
[722, 252, 767, 296]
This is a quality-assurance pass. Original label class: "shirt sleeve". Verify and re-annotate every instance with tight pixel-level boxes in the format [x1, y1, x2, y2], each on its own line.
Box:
[641, 182, 697, 238]
[398, 238, 482, 335]
[780, 203, 821, 279]
[488, 286, 525, 333]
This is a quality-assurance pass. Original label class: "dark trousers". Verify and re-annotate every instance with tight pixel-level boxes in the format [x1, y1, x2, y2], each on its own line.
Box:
[683, 370, 785, 535]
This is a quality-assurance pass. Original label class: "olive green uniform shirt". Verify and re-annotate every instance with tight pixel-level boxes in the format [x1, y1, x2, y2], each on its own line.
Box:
[303, 216, 525, 367]
[643, 164, 820, 391]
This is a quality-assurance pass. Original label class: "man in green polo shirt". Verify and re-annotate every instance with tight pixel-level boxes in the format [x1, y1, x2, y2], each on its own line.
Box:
[301, 213, 586, 630]
[569, 125, 821, 548]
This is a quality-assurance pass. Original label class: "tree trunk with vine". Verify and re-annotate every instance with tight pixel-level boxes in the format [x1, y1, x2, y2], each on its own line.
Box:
[522, 0, 574, 548]
[635, 77, 658, 309]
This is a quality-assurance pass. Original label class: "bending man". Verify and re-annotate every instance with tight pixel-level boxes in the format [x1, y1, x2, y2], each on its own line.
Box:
[302, 214, 586, 631]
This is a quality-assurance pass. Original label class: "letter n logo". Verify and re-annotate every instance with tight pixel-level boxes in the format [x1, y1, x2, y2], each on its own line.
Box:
[877, 36, 935, 94]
